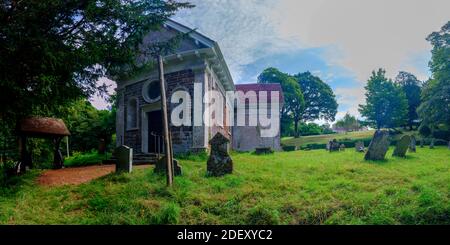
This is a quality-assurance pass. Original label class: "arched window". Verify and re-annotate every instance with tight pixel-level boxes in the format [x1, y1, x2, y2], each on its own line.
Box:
[127, 98, 138, 130]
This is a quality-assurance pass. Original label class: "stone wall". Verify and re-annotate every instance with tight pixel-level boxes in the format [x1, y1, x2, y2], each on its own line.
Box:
[122, 69, 195, 154]
[232, 109, 281, 152]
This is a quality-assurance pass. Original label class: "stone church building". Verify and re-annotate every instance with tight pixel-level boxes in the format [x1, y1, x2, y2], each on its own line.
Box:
[115, 19, 282, 156]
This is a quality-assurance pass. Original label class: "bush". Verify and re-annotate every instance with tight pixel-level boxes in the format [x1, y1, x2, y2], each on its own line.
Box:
[299, 123, 323, 136]
[64, 150, 111, 167]
[299, 138, 373, 150]
[282, 145, 297, 151]
[432, 130, 450, 141]
[0, 160, 17, 186]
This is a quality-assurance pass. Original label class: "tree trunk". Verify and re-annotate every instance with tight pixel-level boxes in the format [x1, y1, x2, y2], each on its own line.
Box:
[294, 120, 299, 138]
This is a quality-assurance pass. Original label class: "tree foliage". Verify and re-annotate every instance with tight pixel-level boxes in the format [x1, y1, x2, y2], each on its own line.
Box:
[63, 99, 115, 153]
[395, 71, 422, 130]
[334, 113, 360, 132]
[258, 68, 305, 137]
[294, 72, 338, 122]
[359, 68, 408, 129]
[0, 0, 192, 130]
[417, 21, 450, 129]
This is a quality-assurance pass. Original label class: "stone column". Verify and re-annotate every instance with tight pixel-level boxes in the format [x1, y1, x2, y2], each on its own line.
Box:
[116, 89, 125, 147]
[191, 66, 208, 152]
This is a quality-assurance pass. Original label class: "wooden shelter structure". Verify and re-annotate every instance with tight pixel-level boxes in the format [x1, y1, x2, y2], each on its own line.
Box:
[17, 117, 70, 172]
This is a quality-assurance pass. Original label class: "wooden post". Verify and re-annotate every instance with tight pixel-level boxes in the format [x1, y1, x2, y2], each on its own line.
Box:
[19, 135, 28, 173]
[66, 136, 70, 158]
[53, 137, 63, 169]
[157, 55, 174, 186]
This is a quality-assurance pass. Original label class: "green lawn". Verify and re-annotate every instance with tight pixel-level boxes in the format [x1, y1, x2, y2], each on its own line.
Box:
[281, 130, 423, 148]
[1, 147, 449, 224]
[282, 130, 376, 147]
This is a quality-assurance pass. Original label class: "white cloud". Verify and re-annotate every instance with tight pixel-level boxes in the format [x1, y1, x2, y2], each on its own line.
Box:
[174, 0, 449, 119]
[269, 0, 448, 80]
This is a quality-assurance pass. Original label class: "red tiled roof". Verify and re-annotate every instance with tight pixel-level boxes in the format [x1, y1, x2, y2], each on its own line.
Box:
[235, 83, 284, 104]
[19, 117, 70, 136]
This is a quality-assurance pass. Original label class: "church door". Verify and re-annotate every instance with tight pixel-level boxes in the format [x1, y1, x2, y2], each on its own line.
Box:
[147, 110, 164, 154]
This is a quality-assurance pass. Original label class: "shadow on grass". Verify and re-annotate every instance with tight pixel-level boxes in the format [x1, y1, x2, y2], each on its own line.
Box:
[364, 159, 390, 165]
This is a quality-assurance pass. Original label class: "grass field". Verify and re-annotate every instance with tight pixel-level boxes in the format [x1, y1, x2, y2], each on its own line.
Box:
[282, 130, 376, 147]
[1, 146, 449, 225]
[281, 130, 423, 148]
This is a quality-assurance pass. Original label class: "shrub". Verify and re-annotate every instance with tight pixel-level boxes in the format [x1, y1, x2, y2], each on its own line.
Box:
[64, 150, 111, 167]
[282, 145, 297, 151]
[0, 160, 17, 186]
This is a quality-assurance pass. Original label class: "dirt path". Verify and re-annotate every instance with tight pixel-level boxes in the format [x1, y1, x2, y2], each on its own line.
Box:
[37, 164, 151, 187]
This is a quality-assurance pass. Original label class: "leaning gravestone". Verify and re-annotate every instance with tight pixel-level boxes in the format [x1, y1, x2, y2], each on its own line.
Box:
[365, 130, 390, 161]
[392, 135, 411, 157]
[328, 139, 340, 152]
[355, 141, 365, 152]
[115, 145, 133, 173]
[207, 132, 233, 177]
[430, 138, 435, 149]
[409, 136, 416, 153]
[154, 156, 182, 176]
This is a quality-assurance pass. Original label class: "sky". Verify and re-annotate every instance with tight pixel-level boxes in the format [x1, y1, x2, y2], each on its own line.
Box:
[90, 0, 450, 122]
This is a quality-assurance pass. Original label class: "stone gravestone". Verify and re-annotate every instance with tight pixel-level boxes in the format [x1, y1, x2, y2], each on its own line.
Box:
[115, 145, 133, 173]
[392, 135, 411, 157]
[409, 136, 416, 153]
[328, 139, 340, 152]
[326, 141, 330, 151]
[154, 156, 182, 176]
[365, 130, 390, 161]
[207, 132, 233, 177]
[430, 138, 435, 149]
[420, 139, 424, 148]
[339, 144, 346, 151]
[355, 141, 365, 152]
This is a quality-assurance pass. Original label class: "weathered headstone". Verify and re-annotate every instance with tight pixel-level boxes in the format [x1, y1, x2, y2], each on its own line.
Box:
[355, 141, 365, 152]
[115, 145, 133, 173]
[326, 141, 330, 151]
[365, 130, 390, 161]
[430, 138, 435, 149]
[328, 139, 340, 152]
[207, 133, 233, 176]
[155, 156, 182, 176]
[339, 144, 346, 151]
[409, 136, 416, 153]
[392, 135, 411, 157]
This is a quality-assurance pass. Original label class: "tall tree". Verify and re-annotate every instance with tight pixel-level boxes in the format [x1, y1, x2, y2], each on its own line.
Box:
[395, 71, 422, 130]
[258, 68, 305, 137]
[62, 99, 115, 153]
[359, 69, 408, 129]
[294, 72, 338, 123]
[0, 0, 192, 130]
[417, 21, 450, 129]
[334, 113, 359, 132]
